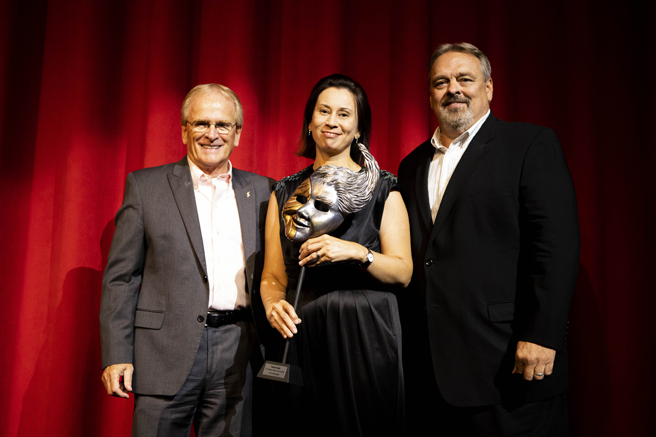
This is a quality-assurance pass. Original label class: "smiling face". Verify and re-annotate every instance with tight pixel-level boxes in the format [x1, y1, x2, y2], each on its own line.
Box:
[282, 175, 345, 243]
[181, 91, 241, 177]
[309, 87, 359, 159]
[429, 51, 493, 136]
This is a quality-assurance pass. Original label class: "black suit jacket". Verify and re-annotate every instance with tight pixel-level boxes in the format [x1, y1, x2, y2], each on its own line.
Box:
[398, 113, 580, 407]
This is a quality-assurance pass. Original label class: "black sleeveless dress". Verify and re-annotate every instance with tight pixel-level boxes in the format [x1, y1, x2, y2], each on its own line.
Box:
[274, 166, 404, 436]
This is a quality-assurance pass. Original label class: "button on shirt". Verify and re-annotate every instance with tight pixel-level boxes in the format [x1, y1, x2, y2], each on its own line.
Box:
[428, 110, 491, 222]
[188, 158, 248, 310]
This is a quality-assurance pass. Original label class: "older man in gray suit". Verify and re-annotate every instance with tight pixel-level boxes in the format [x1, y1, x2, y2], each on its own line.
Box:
[100, 83, 273, 436]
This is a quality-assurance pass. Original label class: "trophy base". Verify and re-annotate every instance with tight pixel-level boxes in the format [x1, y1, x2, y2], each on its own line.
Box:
[257, 360, 303, 385]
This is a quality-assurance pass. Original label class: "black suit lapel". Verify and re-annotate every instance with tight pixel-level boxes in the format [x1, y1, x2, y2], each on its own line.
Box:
[167, 157, 207, 276]
[414, 141, 435, 236]
[429, 115, 497, 243]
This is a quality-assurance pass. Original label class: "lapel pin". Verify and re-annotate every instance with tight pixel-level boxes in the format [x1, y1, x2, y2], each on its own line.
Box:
[247, 191, 251, 198]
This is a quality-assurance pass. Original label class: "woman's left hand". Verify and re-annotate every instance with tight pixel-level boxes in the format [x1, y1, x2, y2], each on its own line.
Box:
[298, 235, 367, 267]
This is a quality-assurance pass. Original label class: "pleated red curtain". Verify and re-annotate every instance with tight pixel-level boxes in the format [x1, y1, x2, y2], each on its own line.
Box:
[1, 0, 654, 436]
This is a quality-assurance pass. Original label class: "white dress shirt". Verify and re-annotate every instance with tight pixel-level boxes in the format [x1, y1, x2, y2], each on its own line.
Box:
[188, 158, 249, 310]
[428, 110, 491, 222]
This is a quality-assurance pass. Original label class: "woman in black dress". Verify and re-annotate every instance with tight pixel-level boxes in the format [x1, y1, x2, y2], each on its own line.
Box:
[260, 74, 412, 436]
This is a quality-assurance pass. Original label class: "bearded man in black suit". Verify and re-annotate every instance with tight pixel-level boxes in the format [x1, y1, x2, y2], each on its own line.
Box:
[398, 42, 580, 436]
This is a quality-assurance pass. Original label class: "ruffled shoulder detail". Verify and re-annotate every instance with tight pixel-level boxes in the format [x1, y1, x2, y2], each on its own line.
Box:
[273, 166, 313, 192]
[379, 169, 398, 184]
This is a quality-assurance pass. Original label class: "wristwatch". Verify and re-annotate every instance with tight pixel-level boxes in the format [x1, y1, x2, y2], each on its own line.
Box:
[360, 248, 374, 267]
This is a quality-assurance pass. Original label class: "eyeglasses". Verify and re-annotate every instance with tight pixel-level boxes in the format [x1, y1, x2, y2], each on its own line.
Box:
[186, 120, 238, 134]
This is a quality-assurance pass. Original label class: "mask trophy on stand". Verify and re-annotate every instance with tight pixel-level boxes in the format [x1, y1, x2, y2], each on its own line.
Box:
[257, 143, 380, 384]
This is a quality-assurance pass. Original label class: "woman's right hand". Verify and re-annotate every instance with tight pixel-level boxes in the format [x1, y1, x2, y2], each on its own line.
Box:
[261, 192, 301, 339]
[265, 299, 302, 339]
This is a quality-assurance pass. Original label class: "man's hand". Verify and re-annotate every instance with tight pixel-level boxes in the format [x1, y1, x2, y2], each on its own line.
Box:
[512, 341, 556, 381]
[101, 363, 134, 398]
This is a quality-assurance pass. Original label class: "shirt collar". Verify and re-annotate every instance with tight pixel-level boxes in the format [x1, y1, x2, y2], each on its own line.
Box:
[431, 109, 491, 150]
[187, 157, 232, 189]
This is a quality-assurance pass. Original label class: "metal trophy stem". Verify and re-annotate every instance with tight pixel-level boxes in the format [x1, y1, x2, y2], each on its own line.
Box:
[281, 265, 305, 364]
[256, 266, 305, 385]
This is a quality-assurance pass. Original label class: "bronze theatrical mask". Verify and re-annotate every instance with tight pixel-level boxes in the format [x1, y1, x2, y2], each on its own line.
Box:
[282, 143, 380, 243]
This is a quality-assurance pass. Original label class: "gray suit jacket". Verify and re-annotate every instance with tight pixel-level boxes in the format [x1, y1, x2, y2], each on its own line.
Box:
[100, 157, 273, 396]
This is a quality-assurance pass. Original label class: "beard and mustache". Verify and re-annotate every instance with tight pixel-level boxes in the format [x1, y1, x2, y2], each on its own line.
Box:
[439, 94, 474, 134]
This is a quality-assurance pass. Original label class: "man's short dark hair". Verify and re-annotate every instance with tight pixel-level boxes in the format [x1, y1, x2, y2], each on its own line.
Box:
[428, 42, 492, 82]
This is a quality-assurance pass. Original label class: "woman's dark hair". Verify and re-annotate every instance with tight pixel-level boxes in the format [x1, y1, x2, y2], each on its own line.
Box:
[296, 74, 372, 165]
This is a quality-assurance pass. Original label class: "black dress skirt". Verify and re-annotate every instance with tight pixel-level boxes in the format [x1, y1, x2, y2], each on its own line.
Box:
[273, 166, 404, 436]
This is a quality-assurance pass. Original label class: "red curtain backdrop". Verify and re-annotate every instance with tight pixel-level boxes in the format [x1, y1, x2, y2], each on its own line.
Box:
[1, 0, 654, 435]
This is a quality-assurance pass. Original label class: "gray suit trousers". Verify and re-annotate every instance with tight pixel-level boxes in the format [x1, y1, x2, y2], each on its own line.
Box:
[132, 321, 256, 437]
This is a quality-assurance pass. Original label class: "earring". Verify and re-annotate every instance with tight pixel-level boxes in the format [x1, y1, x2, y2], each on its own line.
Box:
[308, 129, 311, 136]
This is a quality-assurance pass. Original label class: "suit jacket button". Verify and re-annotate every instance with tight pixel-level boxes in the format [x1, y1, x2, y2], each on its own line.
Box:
[425, 259, 434, 267]
[197, 316, 204, 323]
[203, 276, 208, 282]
